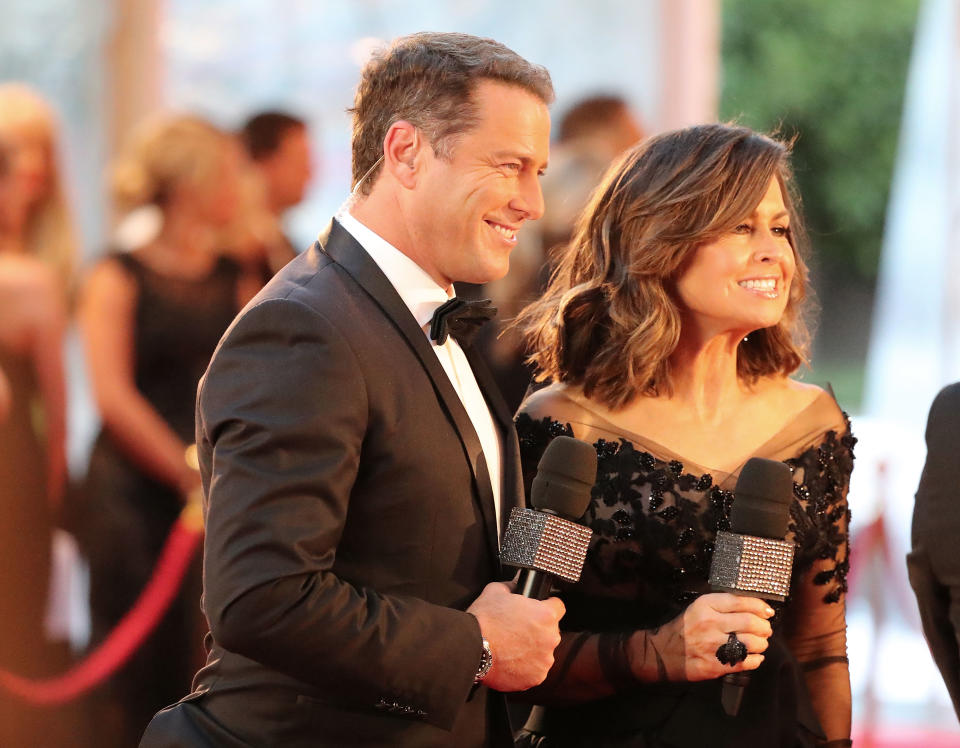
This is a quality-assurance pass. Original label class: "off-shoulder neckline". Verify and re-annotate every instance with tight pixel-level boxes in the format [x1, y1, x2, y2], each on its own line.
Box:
[517, 387, 850, 480]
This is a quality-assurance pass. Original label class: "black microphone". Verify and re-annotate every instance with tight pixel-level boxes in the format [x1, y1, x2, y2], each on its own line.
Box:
[500, 435, 597, 599]
[708, 457, 795, 717]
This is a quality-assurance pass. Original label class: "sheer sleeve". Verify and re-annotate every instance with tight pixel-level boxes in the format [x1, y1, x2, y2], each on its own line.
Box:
[513, 393, 691, 704]
[513, 392, 700, 706]
[781, 407, 856, 745]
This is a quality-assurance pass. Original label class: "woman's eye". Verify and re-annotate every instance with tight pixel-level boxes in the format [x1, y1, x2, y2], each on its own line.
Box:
[733, 223, 752, 234]
[771, 226, 790, 237]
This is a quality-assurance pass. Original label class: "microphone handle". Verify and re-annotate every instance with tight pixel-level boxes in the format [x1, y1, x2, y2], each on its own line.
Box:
[721, 671, 750, 716]
[516, 567, 555, 600]
[712, 583, 755, 717]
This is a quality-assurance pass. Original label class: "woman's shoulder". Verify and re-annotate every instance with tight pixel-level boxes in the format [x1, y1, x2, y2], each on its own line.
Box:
[763, 377, 848, 433]
[516, 383, 604, 431]
[83, 251, 140, 292]
[517, 382, 579, 418]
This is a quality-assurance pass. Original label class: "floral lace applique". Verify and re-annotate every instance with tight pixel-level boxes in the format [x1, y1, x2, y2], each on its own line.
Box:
[515, 412, 856, 615]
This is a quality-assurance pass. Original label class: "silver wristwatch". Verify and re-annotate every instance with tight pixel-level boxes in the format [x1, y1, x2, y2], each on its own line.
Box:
[474, 637, 493, 683]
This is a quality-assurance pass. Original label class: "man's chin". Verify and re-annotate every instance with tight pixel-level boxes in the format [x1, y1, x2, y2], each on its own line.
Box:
[462, 264, 509, 286]
[462, 248, 511, 286]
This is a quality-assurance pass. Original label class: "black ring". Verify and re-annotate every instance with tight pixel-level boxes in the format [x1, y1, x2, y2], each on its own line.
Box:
[715, 632, 748, 666]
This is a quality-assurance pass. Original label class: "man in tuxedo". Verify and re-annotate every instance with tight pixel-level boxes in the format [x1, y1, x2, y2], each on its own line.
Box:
[909, 382, 960, 720]
[141, 32, 563, 747]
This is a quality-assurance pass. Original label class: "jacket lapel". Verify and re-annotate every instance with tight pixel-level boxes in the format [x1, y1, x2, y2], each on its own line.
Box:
[317, 220, 502, 568]
[462, 345, 523, 548]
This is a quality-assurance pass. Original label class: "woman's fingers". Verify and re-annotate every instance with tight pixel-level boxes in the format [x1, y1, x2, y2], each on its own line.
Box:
[738, 653, 765, 672]
[730, 632, 769, 655]
[705, 592, 775, 618]
[720, 611, 773, 639]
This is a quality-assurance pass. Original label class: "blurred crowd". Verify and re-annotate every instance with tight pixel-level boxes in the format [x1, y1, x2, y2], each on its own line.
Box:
[0, 81, 641, 746]
[0, 84, 315, 747]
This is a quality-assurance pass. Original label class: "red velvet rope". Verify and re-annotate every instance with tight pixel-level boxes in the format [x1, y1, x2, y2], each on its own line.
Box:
[0, 508, 203, 705]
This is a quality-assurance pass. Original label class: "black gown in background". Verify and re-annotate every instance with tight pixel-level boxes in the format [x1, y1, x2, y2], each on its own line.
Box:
[513, 386, 855, 748]
[78, 251, 240, 747]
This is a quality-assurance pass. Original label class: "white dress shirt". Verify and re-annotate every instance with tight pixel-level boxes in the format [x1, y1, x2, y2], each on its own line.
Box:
[334, 211, 504, 536]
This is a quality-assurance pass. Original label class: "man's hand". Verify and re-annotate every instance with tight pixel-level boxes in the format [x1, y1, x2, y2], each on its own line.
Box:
[466, 581, 565, 692]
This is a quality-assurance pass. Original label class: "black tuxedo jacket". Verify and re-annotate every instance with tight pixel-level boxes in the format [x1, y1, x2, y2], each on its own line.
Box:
[141, 220, 522, 747]
[909, 381, 960, 720]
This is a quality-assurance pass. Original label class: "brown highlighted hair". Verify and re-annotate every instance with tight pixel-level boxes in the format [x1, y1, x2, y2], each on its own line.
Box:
[349, 31, 554, 194]
[517, 123, 812, 410]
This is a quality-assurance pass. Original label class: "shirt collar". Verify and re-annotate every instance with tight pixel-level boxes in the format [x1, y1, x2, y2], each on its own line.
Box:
[334, 209, 452, 330]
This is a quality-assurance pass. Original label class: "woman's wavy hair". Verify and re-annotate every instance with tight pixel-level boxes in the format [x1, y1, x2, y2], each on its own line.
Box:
[517, 123, 812, 410]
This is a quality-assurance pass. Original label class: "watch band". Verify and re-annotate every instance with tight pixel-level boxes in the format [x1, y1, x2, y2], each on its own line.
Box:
[474, 637, 493, 683]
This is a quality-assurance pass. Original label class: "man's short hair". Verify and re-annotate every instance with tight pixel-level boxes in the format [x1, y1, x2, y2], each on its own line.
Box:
[557, 95, 631, 143]
[241, 111, 306, 161]
[349, 31, 554, 195]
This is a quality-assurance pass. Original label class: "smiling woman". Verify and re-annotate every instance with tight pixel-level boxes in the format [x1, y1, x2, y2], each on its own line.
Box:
[676, 178, 796, 343]
[511, 123, 855, 748]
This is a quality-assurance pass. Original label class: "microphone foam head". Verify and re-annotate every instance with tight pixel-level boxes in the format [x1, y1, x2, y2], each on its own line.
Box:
[730, 457, 794, 539]
[530, 435, 598, 520]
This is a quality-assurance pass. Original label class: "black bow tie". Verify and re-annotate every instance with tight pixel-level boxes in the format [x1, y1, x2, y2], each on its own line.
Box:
[429, 297, 497, 345]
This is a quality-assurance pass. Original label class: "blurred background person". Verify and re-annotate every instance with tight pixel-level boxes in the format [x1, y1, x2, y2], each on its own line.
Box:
[537, 94, 645, 251]
[235, 109, 314, 284]
[908, 383, 960, 720]
[0, 82, 76, 510]
[75, 114, 257, 748]
[0, 104, 73, 746]
[463, 93, 644, 414]
[0, 83, 77, 297]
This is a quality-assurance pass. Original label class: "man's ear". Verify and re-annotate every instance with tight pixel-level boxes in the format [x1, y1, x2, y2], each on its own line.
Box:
[382, 120, 421, 189]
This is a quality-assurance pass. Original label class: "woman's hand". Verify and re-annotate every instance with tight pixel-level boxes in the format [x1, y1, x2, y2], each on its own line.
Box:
[630, 592, 774, 682]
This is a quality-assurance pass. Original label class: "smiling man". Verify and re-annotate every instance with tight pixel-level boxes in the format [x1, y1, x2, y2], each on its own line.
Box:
[141, 32, 564, 748]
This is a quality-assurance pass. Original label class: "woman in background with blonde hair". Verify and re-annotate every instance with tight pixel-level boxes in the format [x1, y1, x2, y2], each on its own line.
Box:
[0, 83, 77, 294]
[77, 114, 257, 747]
[0, 83, 73, 510]
[0, 92, 74, 746]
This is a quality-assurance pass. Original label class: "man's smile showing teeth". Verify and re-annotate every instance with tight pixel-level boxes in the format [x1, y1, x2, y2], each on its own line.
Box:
[738, 278, 779, 297]
[487, 221, 518, 242]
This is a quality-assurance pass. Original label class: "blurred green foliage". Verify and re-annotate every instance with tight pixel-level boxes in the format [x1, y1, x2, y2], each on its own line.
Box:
[720, 0, 919, 282]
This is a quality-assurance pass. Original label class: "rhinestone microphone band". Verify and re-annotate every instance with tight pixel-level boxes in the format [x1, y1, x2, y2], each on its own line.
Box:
[500, 507, 593, 583]
[708, 530, 795, 601]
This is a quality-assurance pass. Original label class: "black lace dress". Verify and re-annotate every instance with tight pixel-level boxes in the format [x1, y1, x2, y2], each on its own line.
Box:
[513, 386, 855, 748]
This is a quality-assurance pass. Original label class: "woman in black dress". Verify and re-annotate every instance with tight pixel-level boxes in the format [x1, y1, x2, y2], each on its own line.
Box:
[77, 115, 258, 747]
[513, 124, 854, 747]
